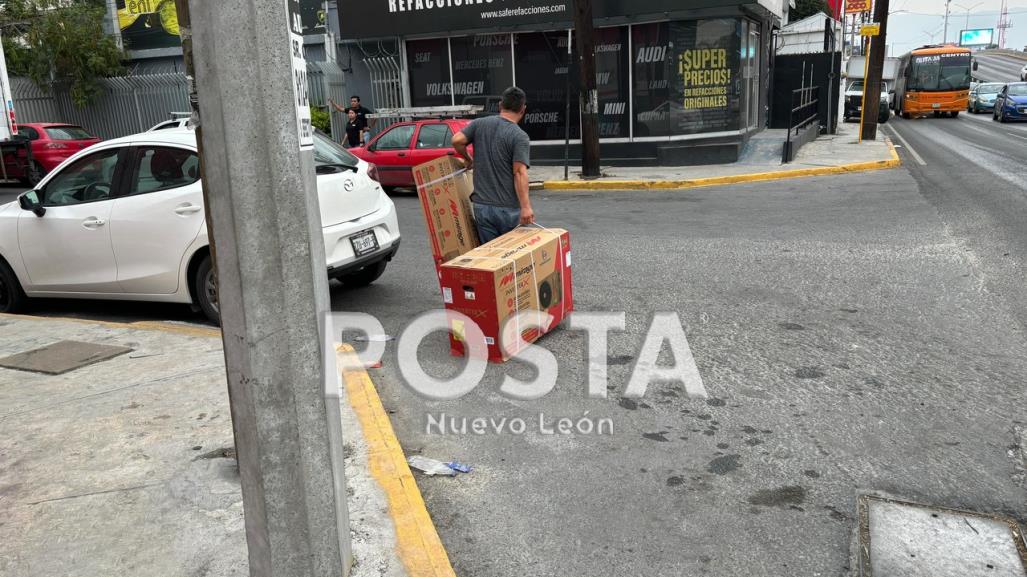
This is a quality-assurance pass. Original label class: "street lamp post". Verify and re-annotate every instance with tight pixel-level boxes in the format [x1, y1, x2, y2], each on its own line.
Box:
[954, 2, 984, 40]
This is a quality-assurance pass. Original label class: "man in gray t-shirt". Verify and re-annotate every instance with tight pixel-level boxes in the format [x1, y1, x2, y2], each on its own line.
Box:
[452, 86, 534, 243]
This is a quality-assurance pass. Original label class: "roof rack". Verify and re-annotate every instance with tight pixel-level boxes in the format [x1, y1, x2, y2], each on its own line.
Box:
[366, 105, 484, 119]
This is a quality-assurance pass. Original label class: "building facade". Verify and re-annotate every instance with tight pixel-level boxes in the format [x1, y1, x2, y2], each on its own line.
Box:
[337, 0, 784, 164]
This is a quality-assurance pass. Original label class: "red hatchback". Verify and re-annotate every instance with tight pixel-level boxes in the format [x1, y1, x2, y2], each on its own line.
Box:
[11, 123, 102, 184]
[348, 119, 470, 191]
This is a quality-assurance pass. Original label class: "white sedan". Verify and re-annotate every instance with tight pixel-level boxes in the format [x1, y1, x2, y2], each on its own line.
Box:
[0, 129, 400, 324]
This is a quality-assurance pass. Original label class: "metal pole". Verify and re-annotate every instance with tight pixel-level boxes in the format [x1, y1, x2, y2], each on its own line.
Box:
[564, 29, 572, 181]
[180, 0, 353, 575]
[573, 0, 600, 178]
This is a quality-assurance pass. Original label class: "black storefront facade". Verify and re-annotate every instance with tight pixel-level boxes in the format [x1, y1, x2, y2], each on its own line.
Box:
[338, 0, 782, 165]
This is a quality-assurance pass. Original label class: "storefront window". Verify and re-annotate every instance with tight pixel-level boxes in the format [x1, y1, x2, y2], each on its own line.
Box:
[407, 38, 452, 107]
[514, 31, 579, 141]
[595, 26, 630, 138]
[632, 22, 671, 137]
[449, 34, 515, 113]
[670, 18, 741, 135]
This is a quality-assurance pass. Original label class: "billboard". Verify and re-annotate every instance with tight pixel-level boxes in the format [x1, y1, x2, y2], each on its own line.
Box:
[338, 0, 740, 40]
[959, 28, 993, 46]
[116, 0, 326, 52]
[845, 0, 870, 14]
[117, 0, 181, 51]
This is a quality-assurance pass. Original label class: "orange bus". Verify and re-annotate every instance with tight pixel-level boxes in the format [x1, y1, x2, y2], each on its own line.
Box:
[894, 45, 973, 118]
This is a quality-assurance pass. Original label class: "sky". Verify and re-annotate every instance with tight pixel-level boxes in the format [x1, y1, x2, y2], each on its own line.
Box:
[882, 0, 1027, 53]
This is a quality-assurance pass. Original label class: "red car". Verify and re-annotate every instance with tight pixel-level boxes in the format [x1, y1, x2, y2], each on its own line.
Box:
[9, 123, 102, 185]
[348, 119, 471, 192]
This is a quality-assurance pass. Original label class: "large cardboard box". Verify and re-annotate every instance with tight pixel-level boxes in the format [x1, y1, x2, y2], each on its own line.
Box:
[412, 156, 479, 273]
[440, 227, 573, 363]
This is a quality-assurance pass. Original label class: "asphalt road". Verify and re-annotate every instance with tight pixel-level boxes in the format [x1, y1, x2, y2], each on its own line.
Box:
[339, 170, 1027, 575]
[973, 51, 1026, 83]
[884, 107, 1027, 332]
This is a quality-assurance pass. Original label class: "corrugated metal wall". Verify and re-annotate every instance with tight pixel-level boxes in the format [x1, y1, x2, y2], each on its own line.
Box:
[11, 62, 347, 140]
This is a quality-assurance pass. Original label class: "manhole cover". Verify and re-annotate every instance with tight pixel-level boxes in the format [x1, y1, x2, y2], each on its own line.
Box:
[0, 340, 133, 375]
[858, 495, 1027, 577]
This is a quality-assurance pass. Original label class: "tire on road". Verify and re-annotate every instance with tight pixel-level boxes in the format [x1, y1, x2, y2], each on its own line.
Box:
[950, 111, 959, 118]
[193, 254, 220, 325]
[26, 161, 44, 187]
[0, 258, 28, 314]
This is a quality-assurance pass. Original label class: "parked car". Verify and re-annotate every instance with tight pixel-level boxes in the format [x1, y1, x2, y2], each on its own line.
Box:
[993, 82, 1027, 123]
[1021, 63, 1027, 81]
[843, 81, 890, 123]
[0, 129, 400, 324]
[148, 116, 191, 131]
[7, 123, 101, 185]
[347, 118, 471, 192]
[968, 82, 1004, 113]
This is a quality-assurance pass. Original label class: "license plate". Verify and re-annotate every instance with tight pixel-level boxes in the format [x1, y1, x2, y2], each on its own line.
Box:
[349, 230, 379, 257]
[932, 103, 941, 109]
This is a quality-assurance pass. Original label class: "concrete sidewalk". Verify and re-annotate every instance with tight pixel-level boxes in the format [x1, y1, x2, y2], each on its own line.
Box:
[533, 123, 898, 190]
[0, 314, 445, 577]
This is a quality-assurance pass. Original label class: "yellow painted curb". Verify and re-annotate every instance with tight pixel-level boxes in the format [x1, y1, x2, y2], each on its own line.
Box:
[338, 345, 457, 577]
[542, 141, 902, 191]
[0, 312, 221, 338]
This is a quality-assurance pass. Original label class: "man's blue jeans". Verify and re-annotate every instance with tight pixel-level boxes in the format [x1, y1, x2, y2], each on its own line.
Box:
[473, 202, 521, 244]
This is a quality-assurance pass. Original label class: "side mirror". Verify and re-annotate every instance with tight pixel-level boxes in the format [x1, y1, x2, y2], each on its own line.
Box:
[18, 190, 45, 217]
[972, 60, 979, 71]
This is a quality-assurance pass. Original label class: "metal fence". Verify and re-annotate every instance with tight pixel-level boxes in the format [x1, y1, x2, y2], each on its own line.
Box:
[11, 61, 348, 141]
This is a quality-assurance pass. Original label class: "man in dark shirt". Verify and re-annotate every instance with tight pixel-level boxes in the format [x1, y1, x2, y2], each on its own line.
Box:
[330, 95, 375, 130]
[451, 86, 533, 243]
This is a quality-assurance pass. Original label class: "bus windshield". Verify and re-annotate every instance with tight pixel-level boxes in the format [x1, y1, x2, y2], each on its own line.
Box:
[909, 53, 971, 91]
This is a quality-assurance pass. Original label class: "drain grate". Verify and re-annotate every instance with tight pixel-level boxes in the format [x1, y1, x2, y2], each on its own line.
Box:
[0, 340, 133, 375]
[858, 494, 1027, 577]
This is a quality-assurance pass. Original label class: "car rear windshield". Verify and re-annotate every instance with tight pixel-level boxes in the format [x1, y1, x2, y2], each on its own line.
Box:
[978, 83, 1003, 94]
[44, 126, 94, 140]
[1008, 84, 1027, 96]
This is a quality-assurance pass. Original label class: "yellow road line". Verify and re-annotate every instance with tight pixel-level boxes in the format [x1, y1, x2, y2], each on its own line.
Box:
[338, 346, 456, 577]
[0, 312, 221, 338]
[542, 143, 902, 191]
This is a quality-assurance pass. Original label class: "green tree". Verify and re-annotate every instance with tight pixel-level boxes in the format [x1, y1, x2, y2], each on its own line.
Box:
[791, 0, 831, 21]
[1, 0, 124, 107]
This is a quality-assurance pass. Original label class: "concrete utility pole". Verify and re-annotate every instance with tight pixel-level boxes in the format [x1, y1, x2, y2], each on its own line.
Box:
[861, 0, 890, 141]
[572, 0, 600, 178]
[177, 0, 353, 575]
[943, 0, 952, 44]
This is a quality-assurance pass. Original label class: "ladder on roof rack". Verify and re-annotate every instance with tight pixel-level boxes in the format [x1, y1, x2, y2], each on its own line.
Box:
[366, 105, 484, 119]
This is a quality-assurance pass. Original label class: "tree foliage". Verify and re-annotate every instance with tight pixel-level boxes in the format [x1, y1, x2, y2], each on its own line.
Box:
[791, 0, 831, 22]
[1, 0, 124, 107]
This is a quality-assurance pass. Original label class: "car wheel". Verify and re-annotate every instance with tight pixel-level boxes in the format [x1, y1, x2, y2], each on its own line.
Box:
[193, 255, 220, 325]
[0, 259, 28, 314]
[26, 161, 44, 186]
[341, 261, 387, 288]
